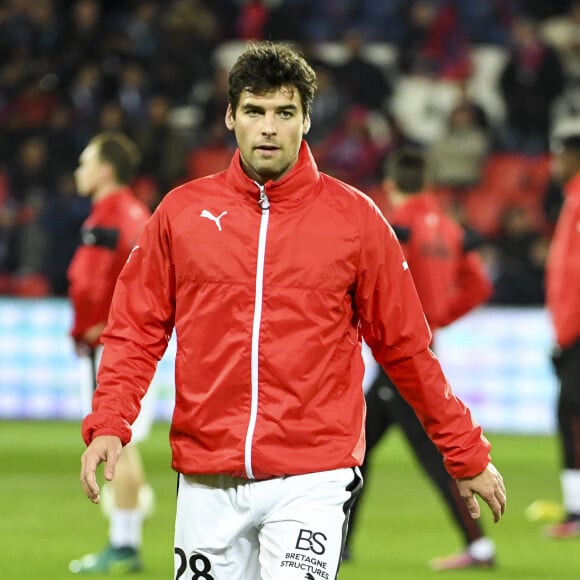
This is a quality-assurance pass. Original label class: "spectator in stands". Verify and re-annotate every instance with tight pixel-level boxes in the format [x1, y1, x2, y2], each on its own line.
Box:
[397, 0, 472, 81]
[427, 99, 490, 190]
[334, 29, 392, 112]
[28, 0, 63, 58]
[541, 1, 580, 83]
[263, 0, 309, 42]
[455, 0, 517, 46]
[193, 64, 231, 139]
[40, 172, 90, 295]
[499, 16, 565, 155]
[0, 177, 18, 280]
[6, 136, 56, 281]
[115, 61, 151, 130]
[543, 176, 565, 229]
[67, 62, 104, 150]
[524, 0, 574, 22]
[133, 94, 190, 193]
[543, 3, 580, 137]
[107, 0, 160, 63]
[302, 0, 358, 42]
[314, 105, 388, 189]
[151, 0, 219, 102]
[352, 0, 407, 43]
[96, 100, 129, 135]
[56, 0, 104, 87]
[491, 205, 548, 305]
[0, 64, 34, 137]
[305, 61, 351, 146]
[235, 0, 271, 40]
[2, 76, 59, 135]
[44, 101, 79, 175]
[0, 0, 32, 49]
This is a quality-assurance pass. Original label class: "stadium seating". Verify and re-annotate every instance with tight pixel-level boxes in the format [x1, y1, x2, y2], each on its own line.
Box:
[460, 153, 552, 237]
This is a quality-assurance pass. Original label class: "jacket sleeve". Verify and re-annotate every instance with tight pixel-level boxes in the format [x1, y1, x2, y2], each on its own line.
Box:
[550, 199, 580, 347]
[81, 208, 176, 446]
[441, 250, 493, 328]
[355, 204, 491, 479]
[69, 245, 119, 343]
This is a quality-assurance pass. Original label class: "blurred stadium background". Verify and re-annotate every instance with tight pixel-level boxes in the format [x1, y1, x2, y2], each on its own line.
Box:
[1, 0, 578, 578]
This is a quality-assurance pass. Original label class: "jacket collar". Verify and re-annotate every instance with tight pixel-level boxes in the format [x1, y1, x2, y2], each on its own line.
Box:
[93, 185, 133, 208]
[390, 191, 438, 218]
[225, 140, 321, 208]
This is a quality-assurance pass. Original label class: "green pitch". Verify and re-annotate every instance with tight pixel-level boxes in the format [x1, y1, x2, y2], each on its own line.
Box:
[0, 421, 577, 579]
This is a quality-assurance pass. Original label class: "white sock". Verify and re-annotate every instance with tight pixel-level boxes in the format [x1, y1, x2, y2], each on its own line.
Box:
[561, 469, 580, 515]
[109, 509, 144, 549]
[467, 537, 495, 560]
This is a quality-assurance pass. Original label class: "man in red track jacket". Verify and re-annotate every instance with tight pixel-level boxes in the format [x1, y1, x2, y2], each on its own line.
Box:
[544, 130, 580, 539]
[67, 132, 153, 574]
[68, 135, 150, 355]
[386, 154, 492, 334]
[78, 43, 506, 580]
[345, 147, 496, 570]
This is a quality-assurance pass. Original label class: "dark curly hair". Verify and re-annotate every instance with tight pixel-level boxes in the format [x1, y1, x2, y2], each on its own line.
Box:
[228, 41, 317, 118]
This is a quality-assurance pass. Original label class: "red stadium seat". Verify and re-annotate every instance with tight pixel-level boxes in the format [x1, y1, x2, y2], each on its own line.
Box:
[481, 153, 528, 193]
[11, 273, 51, 297]
[187, 146, 233, 181]
[461, 186, 505, 237]
[459, 153, 552, 236]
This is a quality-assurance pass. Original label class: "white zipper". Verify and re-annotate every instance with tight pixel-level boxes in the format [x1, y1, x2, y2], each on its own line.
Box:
[245, 183, 270, 479]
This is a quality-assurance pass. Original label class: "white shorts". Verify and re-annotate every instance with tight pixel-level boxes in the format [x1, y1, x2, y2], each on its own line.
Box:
[174, 467, 362, 580]
[80, 346, 157, 444]
[361, 341, 380, 395]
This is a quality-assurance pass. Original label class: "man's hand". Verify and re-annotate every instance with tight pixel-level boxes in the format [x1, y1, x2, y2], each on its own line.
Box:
[80, 435, 122, 504]
[82, 322, 106, 347]
[456, 462, 506, 523]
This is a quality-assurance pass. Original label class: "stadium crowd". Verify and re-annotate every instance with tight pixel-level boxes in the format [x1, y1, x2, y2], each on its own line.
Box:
[0, 0, 577, 302]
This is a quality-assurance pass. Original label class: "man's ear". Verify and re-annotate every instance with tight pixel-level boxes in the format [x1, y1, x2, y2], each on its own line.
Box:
[225, 105, 235, 131]
[303, 115, 311, 135]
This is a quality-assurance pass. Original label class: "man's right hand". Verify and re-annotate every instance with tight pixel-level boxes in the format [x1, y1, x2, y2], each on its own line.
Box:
[456, 462, 507, 523]
[80, 435, 122, 503]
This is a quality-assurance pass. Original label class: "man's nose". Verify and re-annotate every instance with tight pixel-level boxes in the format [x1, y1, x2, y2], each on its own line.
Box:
[261, 113, 277, 134]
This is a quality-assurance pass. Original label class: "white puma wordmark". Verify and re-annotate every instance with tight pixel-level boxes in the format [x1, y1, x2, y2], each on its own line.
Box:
[200, 209, 228, 231]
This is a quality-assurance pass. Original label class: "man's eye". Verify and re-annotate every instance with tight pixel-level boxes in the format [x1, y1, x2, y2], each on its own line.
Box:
[280, 111, 293, 119]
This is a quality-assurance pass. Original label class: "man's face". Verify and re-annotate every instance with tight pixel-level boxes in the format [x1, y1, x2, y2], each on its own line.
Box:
[74, 143, 108, 197]
[225, 86, 310, 183]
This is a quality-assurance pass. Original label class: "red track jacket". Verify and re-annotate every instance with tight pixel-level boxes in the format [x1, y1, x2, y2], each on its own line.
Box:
[67, 187, 151, 347]
[82, 142, 491, 480]
[546, 172, 580, 348]
[389, 193, 493, 332]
